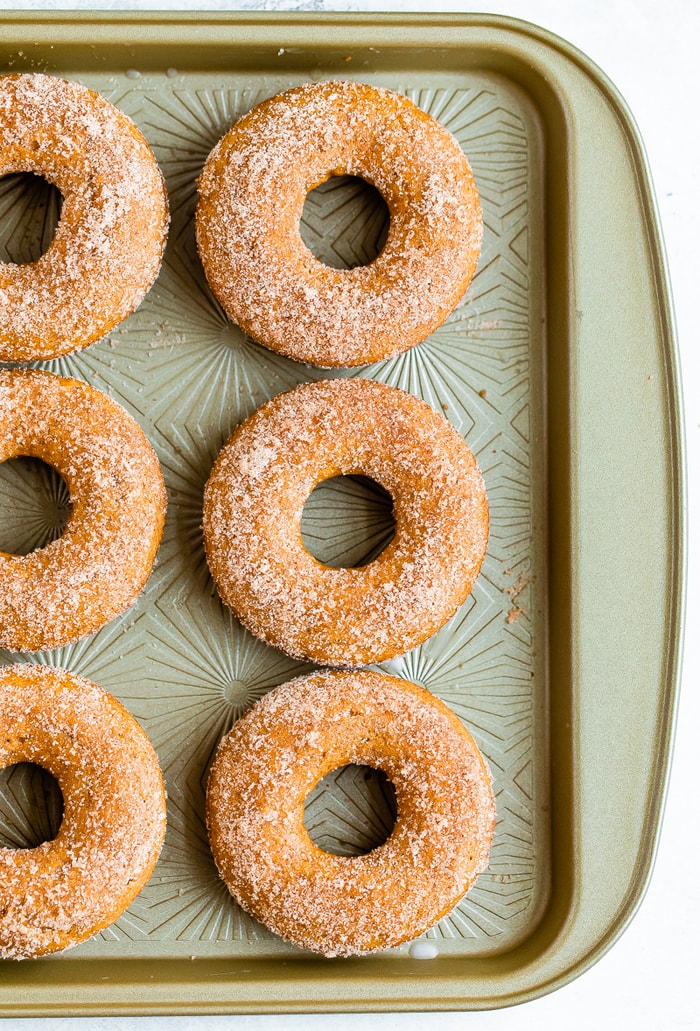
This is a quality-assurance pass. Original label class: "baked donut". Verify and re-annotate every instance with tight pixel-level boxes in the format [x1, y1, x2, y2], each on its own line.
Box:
[0, 368, 166, 652]
[0, 72, 168, 361]
[195, 80, 482, 367]
[0, 664, 166, 959]
[206, 669, 495, 957]
[202, 377, 488, 667]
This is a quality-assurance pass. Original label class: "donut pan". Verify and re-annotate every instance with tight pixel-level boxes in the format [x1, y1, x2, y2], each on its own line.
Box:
[0, 12, 684, 1015]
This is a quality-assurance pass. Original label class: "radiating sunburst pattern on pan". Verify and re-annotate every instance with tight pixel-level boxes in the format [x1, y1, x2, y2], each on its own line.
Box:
[0, 762, 63, 850]
[305, 764, 398, 858]
[0, 457, 71, 556]
[301, 474, 396, 568]
[118, 248, 317, 440]
[0, 72, 547, 957]
[0, 172, 62, 266]
[128, 592, 310, 777]
[301, 175, 390, 270]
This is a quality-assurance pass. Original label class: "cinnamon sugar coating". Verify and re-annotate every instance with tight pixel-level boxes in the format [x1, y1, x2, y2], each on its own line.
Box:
[195, 80, 482, 367]
[0, 73, 168, 361]
[0, 664, 166, 960]
[202, 378, 489, 667]
[206, 669, 495, 957]
[0, 369, 166, 652]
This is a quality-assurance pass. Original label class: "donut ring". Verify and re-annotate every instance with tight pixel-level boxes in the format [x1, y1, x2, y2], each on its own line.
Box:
[206, 669, 495, 957]
[195, 80, 482, 367]
[0, 369, 166, 652]
[202, 378, 489, 667]
[0, 73, 169, 361]
[0, 664, 166, 959]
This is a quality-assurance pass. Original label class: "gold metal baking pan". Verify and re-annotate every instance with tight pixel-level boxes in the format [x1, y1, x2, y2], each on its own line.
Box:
[0, 11, 684, 1014]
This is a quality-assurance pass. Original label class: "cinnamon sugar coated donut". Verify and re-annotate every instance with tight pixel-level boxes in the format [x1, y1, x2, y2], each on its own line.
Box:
[202, 378, 489, 667]
[206, 669, 495, 957]
[195, 80, 482, 367]
[0, 369, 166, 652]
[0, 664, 166, 959]
[0, 73, 168, 361]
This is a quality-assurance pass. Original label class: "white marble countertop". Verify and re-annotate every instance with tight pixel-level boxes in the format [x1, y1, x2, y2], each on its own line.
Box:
[0, 2, 698, 1029]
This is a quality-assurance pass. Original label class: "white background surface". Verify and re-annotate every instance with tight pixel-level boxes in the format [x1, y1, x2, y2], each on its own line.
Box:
[0, 1, 698, 1029]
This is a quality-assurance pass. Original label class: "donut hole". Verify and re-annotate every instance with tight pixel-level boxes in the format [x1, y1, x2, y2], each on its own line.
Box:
[304, 763, 397, 856]
[301, 474, 395, 569]
[0, 762, 64, 849]
[0, 456, 72, 556]
[0, 172, 63, 264]
[300, 175, 390, 269]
